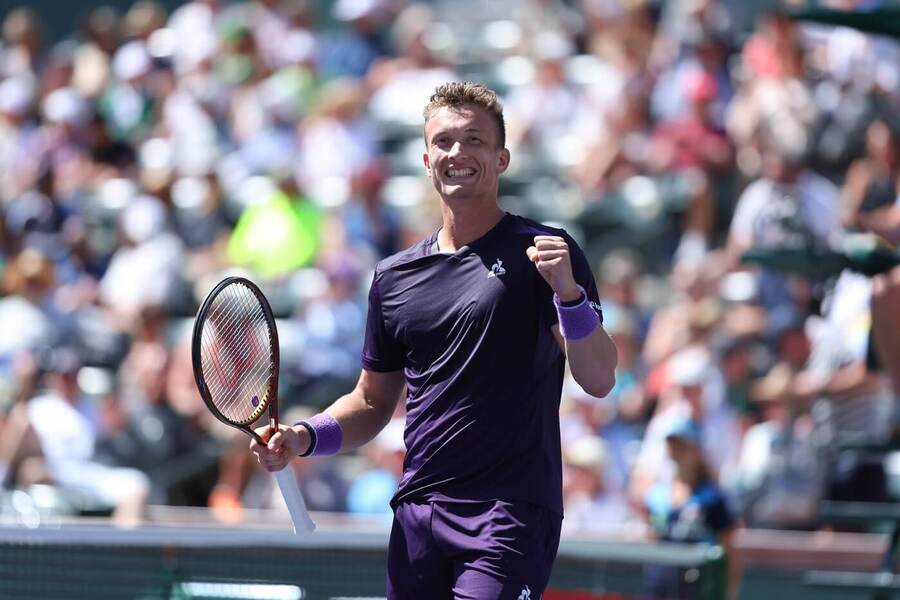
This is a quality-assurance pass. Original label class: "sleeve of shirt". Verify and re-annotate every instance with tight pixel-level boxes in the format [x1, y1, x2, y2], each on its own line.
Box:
[541, 233, 603, 327]
[361, 269, 404, 372]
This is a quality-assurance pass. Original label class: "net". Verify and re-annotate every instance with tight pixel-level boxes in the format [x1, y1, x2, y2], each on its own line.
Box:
[0, 519, 726, 600]
[198, 281, 275, 425]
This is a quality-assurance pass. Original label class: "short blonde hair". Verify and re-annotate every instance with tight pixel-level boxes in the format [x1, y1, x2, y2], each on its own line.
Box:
[423, 82, 506, 148]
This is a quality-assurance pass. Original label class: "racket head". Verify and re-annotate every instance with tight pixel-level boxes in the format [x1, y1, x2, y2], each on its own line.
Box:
[191, 276, 281, 440]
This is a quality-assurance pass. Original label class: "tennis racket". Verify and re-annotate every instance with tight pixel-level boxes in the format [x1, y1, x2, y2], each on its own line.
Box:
[192, 276, 316, 534]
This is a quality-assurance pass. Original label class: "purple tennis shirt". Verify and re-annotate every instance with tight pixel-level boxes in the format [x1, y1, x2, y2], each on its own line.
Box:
[362, 213, 602, 515]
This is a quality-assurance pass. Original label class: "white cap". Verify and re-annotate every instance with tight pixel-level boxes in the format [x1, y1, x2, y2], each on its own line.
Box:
[42, 87, 88, 126]
[121, 194, 167, 243]
[333, 0, 384, 21]
[564, 436, 607, 469]
[0, 76, 34, 115]
[668, 347, 711, 387]
[112, 40, 152, 81]
[280, 30, 317, 64]
[533, 30, 574, 62]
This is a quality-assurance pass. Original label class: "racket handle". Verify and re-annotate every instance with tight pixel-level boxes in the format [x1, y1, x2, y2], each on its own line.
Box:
[273, 467, 316, 534]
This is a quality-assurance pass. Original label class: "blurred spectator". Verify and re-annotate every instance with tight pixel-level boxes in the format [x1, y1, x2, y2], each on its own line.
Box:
[7, 347, 149, 523]
[651, 31, 734, 130]
[571, 89, 652, 196]
[296, 79, 379, 200]
[95, 306, 210, 504]
[843, 119, 900, 233]
[562, 435, 636, 534]
[227, 176, 321, 277]
[727, 133, 841, 316]
[319, 0, 391, 80]
[504, 31, 580, 160]
[648, 68, 734, 265]
[366, 4, 457, 128]
[737, 321, 823, 528]
[797, 271, 892, 504]
[97, 194, 184, 323]
[2, 8, 46, 76]
[341, 160, 400, 258]
[631, 345, 742, 502]
[641, 417, 739, 600]
[0, 248, 57, 356]
[347, 417, 404, 516]
[0, 75, 41, 205]
[728, 134, 840, 258]
[98, 39, 157, 140]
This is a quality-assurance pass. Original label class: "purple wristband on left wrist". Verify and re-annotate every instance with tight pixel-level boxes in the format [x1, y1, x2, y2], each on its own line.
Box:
[554, 284, 602, 340]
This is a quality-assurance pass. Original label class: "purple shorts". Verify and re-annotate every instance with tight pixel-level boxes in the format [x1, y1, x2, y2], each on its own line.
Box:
[386, 499, 562, 600]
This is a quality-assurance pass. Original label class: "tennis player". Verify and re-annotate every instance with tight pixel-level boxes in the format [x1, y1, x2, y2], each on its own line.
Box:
[252, 82, 618, 599]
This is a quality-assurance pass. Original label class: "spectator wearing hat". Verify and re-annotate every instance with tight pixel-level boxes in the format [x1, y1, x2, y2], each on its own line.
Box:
[0, 75, 42, 204]
[2, 8, 46, 74]
[642, 417, 739, 600]
[562, 435, 636, 534]
[736, 319, 820, 527]
[99, 40, 157, 140]
[0, 248, 57, 357]
[98, 194, 184, 325]
[630, 346, 741, 504]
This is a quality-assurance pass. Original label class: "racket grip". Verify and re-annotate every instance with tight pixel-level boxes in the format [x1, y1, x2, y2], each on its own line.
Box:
[273, 467, 316, 534]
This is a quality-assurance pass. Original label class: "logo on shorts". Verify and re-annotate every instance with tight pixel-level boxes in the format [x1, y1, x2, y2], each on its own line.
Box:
[488, 258, 506, 278]
[517, 585, 532, 600]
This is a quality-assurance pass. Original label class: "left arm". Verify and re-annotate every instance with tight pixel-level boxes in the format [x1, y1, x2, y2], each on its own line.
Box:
[528, 235, 618, 398]
[552, 325, 617, 398]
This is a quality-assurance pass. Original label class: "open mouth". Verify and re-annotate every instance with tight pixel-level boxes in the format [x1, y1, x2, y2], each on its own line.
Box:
[444, 167, 477, 180]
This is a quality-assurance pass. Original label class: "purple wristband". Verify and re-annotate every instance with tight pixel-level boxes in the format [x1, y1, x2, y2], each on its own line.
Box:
[554, 285, 601, 340]
[296, 413, 343, 457]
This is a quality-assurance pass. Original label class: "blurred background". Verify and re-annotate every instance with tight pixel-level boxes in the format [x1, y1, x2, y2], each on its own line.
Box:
[0, 0, 899, 598]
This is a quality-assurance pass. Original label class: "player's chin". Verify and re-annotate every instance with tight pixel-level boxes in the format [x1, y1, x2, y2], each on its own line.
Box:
[440, 182, 479, 198]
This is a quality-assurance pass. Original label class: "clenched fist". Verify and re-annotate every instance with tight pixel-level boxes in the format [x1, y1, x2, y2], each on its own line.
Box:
[526, 235, 581, 302]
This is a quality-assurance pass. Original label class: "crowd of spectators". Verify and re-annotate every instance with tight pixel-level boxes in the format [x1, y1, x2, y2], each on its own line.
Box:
[0, 0, 899, 543]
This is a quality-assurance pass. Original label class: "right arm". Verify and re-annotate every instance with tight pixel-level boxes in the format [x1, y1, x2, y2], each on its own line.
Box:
[251, 368, 405, 471]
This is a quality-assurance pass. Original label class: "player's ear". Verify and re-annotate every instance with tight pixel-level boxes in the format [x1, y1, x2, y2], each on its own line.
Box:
[496, 148, 510, 173]
[423, 152, 432, 176]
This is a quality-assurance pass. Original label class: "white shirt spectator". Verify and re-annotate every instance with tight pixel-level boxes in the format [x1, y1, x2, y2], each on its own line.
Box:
[27, 392, 149, 506]
[729, 171, 841, 250]
[99, 196, 183, 315]
[296, 117, 378, 193]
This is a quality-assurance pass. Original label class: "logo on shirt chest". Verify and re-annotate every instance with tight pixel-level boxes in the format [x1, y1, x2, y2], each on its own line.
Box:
[487, 258, 507, 278]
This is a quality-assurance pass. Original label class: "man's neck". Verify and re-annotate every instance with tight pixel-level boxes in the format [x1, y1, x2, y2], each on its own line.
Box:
[437, 200, 504, 252]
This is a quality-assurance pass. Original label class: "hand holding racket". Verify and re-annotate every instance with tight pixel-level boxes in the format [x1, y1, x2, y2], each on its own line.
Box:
[192, 276, 316, 534]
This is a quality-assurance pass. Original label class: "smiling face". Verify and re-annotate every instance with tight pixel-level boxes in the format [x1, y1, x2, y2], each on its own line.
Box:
[423, 104, 510, 205]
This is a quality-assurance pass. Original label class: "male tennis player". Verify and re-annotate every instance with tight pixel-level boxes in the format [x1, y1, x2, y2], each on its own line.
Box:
[252, 82, 618, 599]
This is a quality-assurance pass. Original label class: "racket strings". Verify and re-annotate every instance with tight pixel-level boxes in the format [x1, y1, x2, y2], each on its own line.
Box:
[200, 283, 274, 423]
[211, 288, 271, 410]
[204, 292, 270, 420]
